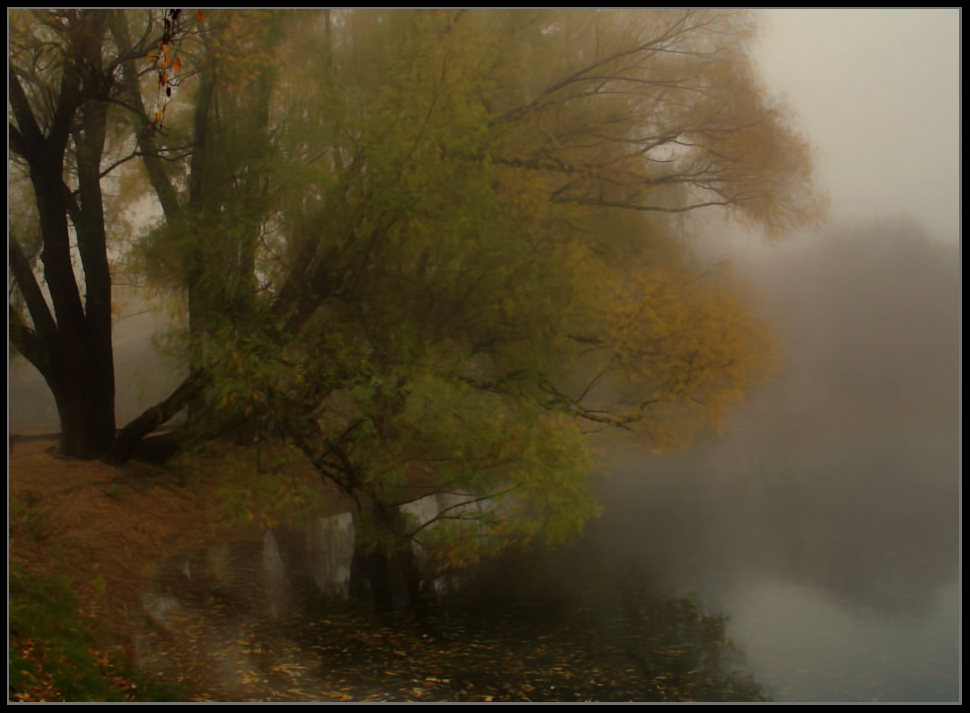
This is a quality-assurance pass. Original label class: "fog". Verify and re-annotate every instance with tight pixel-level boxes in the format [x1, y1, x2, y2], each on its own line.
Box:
[505, 11, 961, 698]
[597, 216, 960, 599]
[10, 292, 185, 435]
[8, 9, 959, 702]
[10, 9, 959, 435]
[754, 9, 959, 245]
[579, 215, 959, 699]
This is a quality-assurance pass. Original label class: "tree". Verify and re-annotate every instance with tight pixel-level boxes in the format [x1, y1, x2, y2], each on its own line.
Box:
[115, 8, 822, 444]
[125, 13, 798, 603]
[10, 10, 820, 608]
[7, 9, 276, 460]
[9, 10, 131, 457]
[110, 9, 282, 426]
[98, 9, 819, 608]
[467, 10, 826, 236]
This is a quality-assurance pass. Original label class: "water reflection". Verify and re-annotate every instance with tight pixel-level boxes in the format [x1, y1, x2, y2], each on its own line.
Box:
[589, 414, 959, 702]
[132, 405, 957, 702]
[603, 427, 956, 598]
[263, 530, 289, 620]
[134, 502, 773, 701]
[129, 408, 957, 703]
[728, 579, 959, 702]
[305, 512, 354, 599]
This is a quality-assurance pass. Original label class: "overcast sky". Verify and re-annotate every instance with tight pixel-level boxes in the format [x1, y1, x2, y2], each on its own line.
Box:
[751, 9, 960, 244]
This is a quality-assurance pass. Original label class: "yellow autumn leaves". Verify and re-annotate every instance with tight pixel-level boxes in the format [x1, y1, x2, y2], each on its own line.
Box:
[580, 261, 778, 451]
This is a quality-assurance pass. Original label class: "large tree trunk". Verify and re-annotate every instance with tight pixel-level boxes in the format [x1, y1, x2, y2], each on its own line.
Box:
[70, 36, 117, 458]
[9, 225, 114, 460]
[23, 148, 116, 460]
[8, 11, 116, 460]
[348, 491, 431, 614]
[52, 365, 115, 459]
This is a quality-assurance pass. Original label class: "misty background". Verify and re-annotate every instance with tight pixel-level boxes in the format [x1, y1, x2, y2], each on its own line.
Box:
[582, 214, 959, 700]
[9, 9, 959, 436]
[7, 9, 959, 702]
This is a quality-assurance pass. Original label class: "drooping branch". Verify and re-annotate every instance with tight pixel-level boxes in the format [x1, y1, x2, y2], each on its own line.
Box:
[407, 483, 522, 540]
[489, 10, 708, 127]
[97, 144, 195, 180]
[554, 197, 734, 213]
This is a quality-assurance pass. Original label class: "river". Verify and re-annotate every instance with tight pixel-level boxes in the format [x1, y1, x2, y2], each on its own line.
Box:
[135, 397, 958, 702]
[583, 405, 960, 702]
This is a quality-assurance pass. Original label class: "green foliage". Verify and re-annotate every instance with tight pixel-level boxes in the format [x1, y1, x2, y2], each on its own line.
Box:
[122, 10, 801, 580]
[406, 395, 602, 572]
[174, 443, 331, 531]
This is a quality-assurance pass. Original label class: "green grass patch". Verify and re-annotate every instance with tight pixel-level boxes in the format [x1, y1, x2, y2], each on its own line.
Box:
[10, 490, 54, 542]
[8, 563, 186, 702]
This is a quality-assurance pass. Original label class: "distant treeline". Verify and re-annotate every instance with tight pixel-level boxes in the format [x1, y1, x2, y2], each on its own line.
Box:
[749, 216, 958, 423]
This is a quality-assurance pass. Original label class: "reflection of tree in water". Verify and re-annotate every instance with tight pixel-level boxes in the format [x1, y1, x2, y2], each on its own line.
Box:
[725, 425, 958, 620]
[602, 409, 958, 626]
[413, 547, 771, 702]
[609, 570, 769, 702]
[136, 534, 769, 700]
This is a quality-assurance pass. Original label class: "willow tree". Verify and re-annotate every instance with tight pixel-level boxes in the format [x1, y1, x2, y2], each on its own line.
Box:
[10, 10, 822, 604]
[120, 8, 823, 438]
[106, 9, 284, 437]
[140, 9, 818, 610]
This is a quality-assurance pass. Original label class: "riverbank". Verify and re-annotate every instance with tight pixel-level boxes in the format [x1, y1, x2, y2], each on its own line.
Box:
[9, 435, 772, 702]
[8, 435, 340, 701]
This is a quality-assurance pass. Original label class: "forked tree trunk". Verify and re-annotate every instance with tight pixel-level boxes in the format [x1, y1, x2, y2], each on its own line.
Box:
[9, 11, 116, 460]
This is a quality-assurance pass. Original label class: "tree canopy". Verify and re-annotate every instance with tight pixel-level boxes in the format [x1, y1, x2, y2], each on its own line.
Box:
[9, 9, 823, 608]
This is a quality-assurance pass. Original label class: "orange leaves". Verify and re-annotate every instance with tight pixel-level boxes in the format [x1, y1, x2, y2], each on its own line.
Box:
[578, 260, 778, 450]
[145, 9, 203, 132]
[203, 10, 279, 98]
